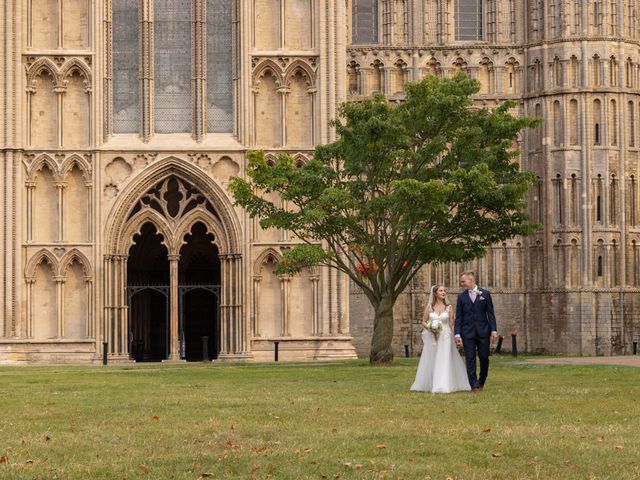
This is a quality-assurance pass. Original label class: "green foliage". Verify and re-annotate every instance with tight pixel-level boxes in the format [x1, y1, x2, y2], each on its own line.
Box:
[230, 74, 539, 308]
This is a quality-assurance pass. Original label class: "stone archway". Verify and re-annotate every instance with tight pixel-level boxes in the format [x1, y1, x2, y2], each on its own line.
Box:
[103, 158, 246, 361]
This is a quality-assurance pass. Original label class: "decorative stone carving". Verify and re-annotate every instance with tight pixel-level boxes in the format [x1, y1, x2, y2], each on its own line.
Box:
[105, 157, 133, 184]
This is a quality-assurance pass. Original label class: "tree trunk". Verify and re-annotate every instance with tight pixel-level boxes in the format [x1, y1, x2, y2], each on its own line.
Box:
[369, 294, 395, 364]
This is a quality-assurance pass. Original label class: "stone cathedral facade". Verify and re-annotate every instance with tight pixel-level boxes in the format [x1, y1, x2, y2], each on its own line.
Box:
[349, 0, 640, 357]
[1, 1, 640, 364]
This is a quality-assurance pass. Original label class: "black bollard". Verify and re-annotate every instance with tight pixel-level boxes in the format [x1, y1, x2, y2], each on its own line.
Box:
[274, 341, 279, 362]
[495, 336, 504, 355]
[404, 344, 410, 358]
[633, 341, 638, 355]
[511, 333, 518, 358]
[102, 342, 108, 365]
[202, 336, 209, 361]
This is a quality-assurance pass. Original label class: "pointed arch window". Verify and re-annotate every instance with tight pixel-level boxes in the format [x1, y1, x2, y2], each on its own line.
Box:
[110, 0, 235, 138]
[352, 0, 378, 44]
[112, 0, 140, 134]
[455, 0, 483, 41]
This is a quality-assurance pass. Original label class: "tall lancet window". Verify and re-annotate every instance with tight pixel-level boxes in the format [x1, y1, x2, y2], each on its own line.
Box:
[352, 0, 378, 44]
[110, 0, 235, 137]
[154, 0, 192, 133]
[207, 0, 233, 132]
[455, 0, 483, 41]
[112, 0, 140, 133]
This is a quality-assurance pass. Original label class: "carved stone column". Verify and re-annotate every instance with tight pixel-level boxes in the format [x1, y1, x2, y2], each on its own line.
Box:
[54, 181, 67, 242]
[277, 86, 290, 147]
[85, 180, 93, 242]
[25, 279, 35, 338]
[167, 254, 181, 360]
[252, 275, 262, 337]
[337, 267, 348, 335]
[54, 85, 66, 148]
[219, 254, 230, 355]
[26, 83, 36, 146]
[232, 254, 246, 353]
[279, 274, 290, 336]
[193, 0, 206, 141]
[310, 273, 320, 335]
[605, 244, 612, 287]
[218, 253, 248, 359]
[25, 181, 36, 242]
[141, 0, 153, 141]
[85, 278, 94, 338]
[103, 254, 130, 360]
[55, 276, 65, 337]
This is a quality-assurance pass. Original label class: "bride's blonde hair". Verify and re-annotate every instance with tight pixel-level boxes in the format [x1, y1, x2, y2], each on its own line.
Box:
[428, 284, 450, 310]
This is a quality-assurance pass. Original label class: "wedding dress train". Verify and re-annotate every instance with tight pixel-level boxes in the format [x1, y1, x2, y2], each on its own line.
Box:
[410, 307, 471, 393]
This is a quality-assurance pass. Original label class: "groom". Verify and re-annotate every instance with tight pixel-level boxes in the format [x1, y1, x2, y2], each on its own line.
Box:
[454, 271, 498, 392]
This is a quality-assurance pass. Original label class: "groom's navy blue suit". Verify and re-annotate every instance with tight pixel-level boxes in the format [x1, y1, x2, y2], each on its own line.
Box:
[454, 288, 497, 389]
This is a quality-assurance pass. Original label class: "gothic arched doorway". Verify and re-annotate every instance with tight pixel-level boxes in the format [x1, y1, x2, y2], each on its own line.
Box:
[104, 158, 246, 362]
[179, 222, 221, 360]
[127, 223, 169, 361]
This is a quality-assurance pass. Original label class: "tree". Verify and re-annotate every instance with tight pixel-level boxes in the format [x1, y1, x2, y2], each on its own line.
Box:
[230, 74, 540, 364]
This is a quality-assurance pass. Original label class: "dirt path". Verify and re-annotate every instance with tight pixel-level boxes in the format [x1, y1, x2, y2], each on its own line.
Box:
[518, 356, 640, 367]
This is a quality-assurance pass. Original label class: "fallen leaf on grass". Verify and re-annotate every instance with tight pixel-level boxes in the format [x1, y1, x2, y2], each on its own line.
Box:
[25, 460, 34, 465]
[138, 464, 150, 473]
[331, 428, 337, 433]
[376, 445, 386, 449]
[482, 428, 491, 433]
[152, 416, 160, 421]
[492, 453, 503, 458]
[0, 456, 7, 464]
[197, 474, 213, 479]
[615, 445, 624, 450]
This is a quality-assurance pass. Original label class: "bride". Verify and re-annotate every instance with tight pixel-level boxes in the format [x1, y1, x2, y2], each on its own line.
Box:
[411, 285, 470, 393]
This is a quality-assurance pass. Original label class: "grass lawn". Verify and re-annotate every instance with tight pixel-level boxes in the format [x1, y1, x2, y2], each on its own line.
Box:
[0, 357, 639, 480]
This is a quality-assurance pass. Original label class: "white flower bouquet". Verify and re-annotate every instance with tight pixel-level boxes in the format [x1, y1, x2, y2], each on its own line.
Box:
[427, 318, 443, 340]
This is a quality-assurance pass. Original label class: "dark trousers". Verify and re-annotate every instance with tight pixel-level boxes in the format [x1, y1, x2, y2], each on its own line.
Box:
[462, 335, 490, 389]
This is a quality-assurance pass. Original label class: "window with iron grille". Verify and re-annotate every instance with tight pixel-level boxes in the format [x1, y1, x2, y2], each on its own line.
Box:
[455, 0, 483, 41]
[352, 0, 378, 44]
[111, 0, 234, 136]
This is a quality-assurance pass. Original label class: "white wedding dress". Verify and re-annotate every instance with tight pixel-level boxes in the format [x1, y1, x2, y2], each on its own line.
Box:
[410, 306, 471, 393]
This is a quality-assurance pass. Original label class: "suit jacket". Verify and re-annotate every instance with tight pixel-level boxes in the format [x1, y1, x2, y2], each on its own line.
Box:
[454, 288, 497, 339]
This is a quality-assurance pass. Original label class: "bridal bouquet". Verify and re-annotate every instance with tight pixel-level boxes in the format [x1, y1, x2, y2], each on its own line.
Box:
[427, 318, 443, 340]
